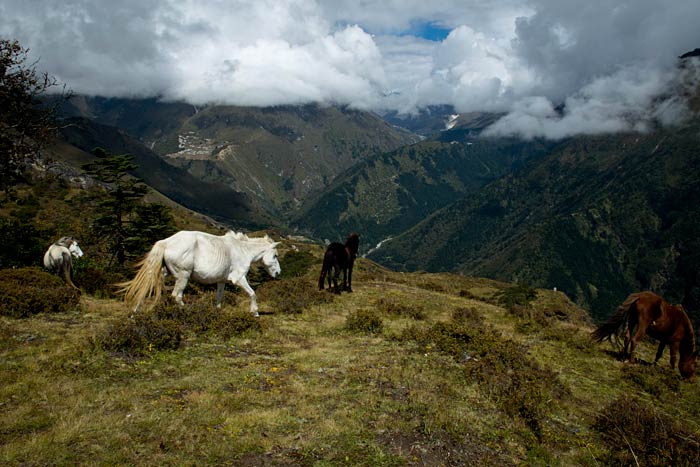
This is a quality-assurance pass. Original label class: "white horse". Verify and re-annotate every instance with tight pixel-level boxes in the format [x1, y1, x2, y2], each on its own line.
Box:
[43, 236, 84, 290]
[120, 230, 281, 316]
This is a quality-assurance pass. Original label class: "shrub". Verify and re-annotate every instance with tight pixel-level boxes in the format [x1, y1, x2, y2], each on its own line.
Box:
[496, 284, 538, 312]
[594, 395, 700, 466]
[399, 309, 568, 439]
[257, 277, 334, 314]
[621, 364, 681, 396]
[95, 312, 182, 356]
[279, 249, 315, 278]
[346, 308, 383, 334]
[376, 298, 426, 320]
[152, 298, 260, 338]
[451, 306, 484, 325]
[0, 267, 80, 317]
[212, 308, 262, 339]
[0, 217, 48, 269]
[153, 299, 219, 332]
[75, 266, 128, 298]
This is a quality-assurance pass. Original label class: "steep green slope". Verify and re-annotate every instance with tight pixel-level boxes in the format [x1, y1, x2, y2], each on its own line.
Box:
[53, 117, 271, 228]
[60, 98, 417, 217]
[371, 121, 700, 320]
[293, 137, 552, 248]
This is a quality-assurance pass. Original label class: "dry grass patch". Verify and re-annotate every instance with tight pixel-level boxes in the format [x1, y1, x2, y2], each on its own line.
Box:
[594, 395, 700, 466]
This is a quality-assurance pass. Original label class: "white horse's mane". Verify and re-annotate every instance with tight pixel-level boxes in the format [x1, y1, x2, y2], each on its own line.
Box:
[225, 230, 274, 243]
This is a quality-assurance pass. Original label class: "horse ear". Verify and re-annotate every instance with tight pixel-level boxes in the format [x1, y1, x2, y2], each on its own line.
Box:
[272, 242, 281, 248]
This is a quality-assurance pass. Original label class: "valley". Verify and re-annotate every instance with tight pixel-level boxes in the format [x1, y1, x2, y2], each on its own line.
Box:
[47, 93, 700, 320]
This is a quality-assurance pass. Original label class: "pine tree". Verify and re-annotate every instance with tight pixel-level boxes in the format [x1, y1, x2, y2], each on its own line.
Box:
[124, 203, 176, 257]
[82, 148, 149, 265]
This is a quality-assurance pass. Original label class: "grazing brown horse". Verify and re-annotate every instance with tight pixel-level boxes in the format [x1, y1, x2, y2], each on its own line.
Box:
[318, 233, 360, 294]
[592, 291, 697, 378]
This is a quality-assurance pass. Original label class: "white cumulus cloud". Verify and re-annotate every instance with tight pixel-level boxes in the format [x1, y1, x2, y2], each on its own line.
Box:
[1, 0, 698, 137]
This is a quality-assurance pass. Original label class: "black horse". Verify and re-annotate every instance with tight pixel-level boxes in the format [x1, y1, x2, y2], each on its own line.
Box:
[318, 233, 360, 294]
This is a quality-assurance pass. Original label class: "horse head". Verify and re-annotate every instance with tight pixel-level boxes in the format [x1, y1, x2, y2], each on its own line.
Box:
[680, 351, 697, 379]
[345, 233, 360, 257]
[57, 236, 83, 258]
[68, 240, 84, 258]
[677, 303, 697, 379]
[261, 241, 281, 278]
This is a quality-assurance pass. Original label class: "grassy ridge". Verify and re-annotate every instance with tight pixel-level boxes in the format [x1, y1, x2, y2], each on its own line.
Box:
[2, 246, 698, 466]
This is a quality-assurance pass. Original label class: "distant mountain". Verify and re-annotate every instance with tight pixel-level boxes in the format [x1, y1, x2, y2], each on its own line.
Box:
[50, 117, 271, 228]
[380, 105, 502, 137]
[370, 119, 700, 320]
[59, 97, 418, 218]
[293, 136, 553, 249]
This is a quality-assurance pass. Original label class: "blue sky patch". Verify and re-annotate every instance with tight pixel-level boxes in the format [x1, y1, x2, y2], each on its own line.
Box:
[403, 20, 452, 42]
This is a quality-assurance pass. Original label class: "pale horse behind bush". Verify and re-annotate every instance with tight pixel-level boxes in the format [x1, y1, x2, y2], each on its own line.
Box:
[43, 236, 84, 290]
[119, 230, 281, 316]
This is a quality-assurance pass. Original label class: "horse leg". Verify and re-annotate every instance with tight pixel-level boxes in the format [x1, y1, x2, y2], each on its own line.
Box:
[171, 272, 190, 306]
[60, 254, 80, 291]
[654, 342, 666, 364]
[234, 276, 259, 317]
[342, 266, 349, 291]
[623, 325, 632, 361]
[669, 341, 680, 370]
[628, 321, 649, 364]
[347, 262, 353, 292]
[319, 266, 327, 291]
[216, 282, 226, 308]
[332, 265, 341, 294]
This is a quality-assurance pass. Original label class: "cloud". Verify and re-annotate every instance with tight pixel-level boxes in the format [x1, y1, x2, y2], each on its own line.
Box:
[484, 64, 696, 139]
[1, 0, 698, 137]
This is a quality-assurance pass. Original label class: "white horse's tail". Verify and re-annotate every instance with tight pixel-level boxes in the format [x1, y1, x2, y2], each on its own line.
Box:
[118, 241, 166, 311]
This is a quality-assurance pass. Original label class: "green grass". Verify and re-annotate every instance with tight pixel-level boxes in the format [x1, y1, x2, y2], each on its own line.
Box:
[1, 253, 699, 466]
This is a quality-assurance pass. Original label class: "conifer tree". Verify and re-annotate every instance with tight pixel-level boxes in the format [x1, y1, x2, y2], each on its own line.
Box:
[82, 148, 149, 265]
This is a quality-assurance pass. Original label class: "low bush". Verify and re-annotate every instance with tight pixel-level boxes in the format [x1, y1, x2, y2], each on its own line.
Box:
[153, 298, 260, 339]
[621, 364, 681, 396]
[376, 298, 426, 320]
[346, 308, 383, 334]
[0, 267, 81, 317]
[496, 284, 538, 312]
[279, 249, 316, 278]
[399, 308, 567, 439]
[213, 308, 263, 339]
[75, 266, 128, 298]
[594, 395, 700, 466]
[94, 312, 183, 356]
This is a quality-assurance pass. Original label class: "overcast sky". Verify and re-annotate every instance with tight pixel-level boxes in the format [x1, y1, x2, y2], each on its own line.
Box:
[2, 0, 699, 138]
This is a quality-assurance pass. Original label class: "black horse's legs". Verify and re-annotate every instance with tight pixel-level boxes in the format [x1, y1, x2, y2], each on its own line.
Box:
[332, 265, 341, 294]
[318, 267, 327, 290]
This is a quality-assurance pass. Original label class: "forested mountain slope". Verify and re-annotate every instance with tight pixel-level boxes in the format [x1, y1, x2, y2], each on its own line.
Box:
[370, 120, 700, 320]
[294, 137, 553, 248]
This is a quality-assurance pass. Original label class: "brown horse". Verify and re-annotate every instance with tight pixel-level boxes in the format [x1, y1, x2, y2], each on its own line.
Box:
[318, 233, 359, 294]
[592, 291, 697, 378]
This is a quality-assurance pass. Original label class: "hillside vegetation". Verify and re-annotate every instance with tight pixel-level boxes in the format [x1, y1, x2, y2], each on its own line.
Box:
[371, 119, 700, 321]
[2, 242, 700, 466]
[294, 137, 552, 248]
[59, 98, 417, 218]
